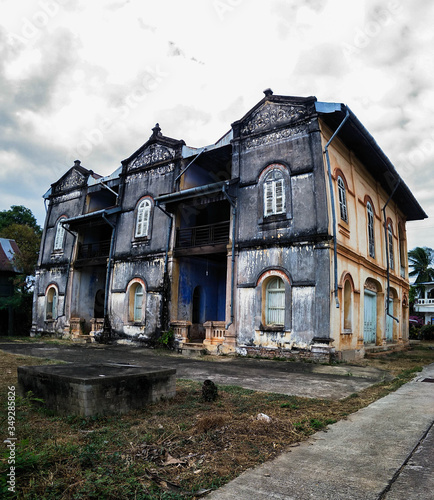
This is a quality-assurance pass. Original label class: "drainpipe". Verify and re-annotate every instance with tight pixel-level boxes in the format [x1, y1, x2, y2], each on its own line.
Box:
[155, 202, 174, 274]
[324, 109, 350, 308]
[61, 224, 77, 317]
[222, 183, 236, 329]
[382, 179, 401, 323]
[102, 213, 116, 317]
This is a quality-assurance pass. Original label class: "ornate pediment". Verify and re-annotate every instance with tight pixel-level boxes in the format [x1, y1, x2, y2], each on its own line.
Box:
[128, 143, 175, 170]
[240, 102, 309, 136]
[53, 168, 87, 194]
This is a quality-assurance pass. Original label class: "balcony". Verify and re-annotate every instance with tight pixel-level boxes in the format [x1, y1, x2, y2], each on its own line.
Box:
[175, 221, 230, 252]
[414, 298, 434, 313]
[77, 240, 111, 261]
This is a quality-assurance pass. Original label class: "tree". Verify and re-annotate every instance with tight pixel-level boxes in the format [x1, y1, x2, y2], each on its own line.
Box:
[0, 205, 42, 234]
[0, 206, 42, 335]
[408, 247, 434, 284]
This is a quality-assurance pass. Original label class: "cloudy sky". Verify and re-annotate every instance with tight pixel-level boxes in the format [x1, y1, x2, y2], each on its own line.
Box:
[1, 0, 433, 250]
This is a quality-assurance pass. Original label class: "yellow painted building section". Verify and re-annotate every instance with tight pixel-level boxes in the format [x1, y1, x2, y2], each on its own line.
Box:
[320, 121, 409, 358]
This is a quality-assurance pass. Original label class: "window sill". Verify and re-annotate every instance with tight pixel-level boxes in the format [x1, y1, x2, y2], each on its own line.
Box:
[260, 324, 285, 332]
[341, 330, 353, 335]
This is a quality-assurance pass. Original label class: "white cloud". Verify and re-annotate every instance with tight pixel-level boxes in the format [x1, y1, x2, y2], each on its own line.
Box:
[0, 0, 432, 250]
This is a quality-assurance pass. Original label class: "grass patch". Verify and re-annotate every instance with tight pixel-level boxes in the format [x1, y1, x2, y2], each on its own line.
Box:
[1, 344, 433, 498]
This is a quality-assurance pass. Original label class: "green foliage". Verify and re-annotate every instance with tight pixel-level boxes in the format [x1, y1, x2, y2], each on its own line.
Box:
[0, 206, 42, 335]
[419, 324, 434, 340]
[0, 205, 41, 233]
[158, 329, 175, 348]
[408, 246, 434, 284]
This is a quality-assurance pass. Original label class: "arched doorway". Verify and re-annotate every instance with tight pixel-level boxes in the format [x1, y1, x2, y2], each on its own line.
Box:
[191, 286, 205, 341]
[94, 289, 105, 319]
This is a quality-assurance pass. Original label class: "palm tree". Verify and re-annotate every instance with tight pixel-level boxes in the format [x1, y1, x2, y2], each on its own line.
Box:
[408, 247, 434, 285]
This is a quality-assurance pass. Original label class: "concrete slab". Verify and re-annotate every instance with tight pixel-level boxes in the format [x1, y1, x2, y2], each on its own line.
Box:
[18, 363, 176, 416]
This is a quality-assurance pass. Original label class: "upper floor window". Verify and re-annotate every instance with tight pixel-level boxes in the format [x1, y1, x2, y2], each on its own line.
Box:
[45, 286, 58, 320]
[337, 176, 348, 223]
[54, 217, 66, 251]
[388, 224, 394, 270]
[264, 169, 285, 217]
[135, 199, 152, 238]
[367, 202, 375, 258]
[265, 277, 285, 325]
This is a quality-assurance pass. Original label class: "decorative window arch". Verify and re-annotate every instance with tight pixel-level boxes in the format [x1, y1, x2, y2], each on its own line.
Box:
[388, 223, 394, 270]
[127, 279, 146, 323]
[367, 202, 375, 258]
[135, 198, 152, 238]
[263, 168, 285, 217]
[54, 217, 66, 251]
[337, 176, 348, 223]
[45, 285, 58, 320]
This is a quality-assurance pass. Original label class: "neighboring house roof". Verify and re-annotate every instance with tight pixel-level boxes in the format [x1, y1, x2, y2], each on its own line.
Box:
[0, 238, 20, 273]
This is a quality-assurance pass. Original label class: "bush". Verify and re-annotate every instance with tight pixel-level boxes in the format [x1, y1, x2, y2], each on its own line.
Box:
[419, 324, 434, 340]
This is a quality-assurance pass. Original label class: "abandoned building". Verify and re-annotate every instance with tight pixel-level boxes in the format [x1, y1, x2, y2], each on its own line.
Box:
[31, 90, 427, 360]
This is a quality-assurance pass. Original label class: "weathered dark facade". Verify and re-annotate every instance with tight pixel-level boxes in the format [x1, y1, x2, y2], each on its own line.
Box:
[31, 91, 426, 359]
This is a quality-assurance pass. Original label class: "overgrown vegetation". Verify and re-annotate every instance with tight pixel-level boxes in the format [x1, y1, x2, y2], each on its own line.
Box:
[1, 344, 433, 499]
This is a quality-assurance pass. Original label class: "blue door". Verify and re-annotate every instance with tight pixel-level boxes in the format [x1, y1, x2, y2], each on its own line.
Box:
[364, 291, 377, 344]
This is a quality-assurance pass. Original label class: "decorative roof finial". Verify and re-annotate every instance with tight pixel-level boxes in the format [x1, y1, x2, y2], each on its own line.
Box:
[74, 159, 81, 167]
[152, 123, 162, 137]
[263, 88, 273, 97]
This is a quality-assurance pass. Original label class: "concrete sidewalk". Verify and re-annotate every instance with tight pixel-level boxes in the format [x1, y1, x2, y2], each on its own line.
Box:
[207, 363, 434, 500]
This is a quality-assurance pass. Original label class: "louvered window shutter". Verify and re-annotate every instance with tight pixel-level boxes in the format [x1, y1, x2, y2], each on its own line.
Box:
[275, 178, 285, 214]
[264, 182, 274, 216]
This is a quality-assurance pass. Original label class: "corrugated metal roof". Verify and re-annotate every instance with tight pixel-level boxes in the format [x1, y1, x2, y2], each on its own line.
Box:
[0, 238, 20, 272]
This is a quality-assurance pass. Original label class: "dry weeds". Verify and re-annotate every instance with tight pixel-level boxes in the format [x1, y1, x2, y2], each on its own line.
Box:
[1, 343, 433, 499]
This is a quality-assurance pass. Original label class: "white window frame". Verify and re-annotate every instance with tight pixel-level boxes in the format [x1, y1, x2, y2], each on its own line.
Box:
[133, 284, 144, 322]
[135, 199, 151, 238]
[54, 218, 66, 251]
[265, 277, 285, 325]
[337, 176, 348, 223]
[367, 202, 375, 258]
[388, 224, 394, 270]
[264, 170, 285, 217]
[45, 287, 58, 320]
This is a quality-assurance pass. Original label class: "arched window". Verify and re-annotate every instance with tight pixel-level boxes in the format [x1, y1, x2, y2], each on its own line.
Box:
[388, 224, 394, 270]
[135, 199, 152, 238]
[128, 282, 145, 323]
[265, 277, 285, 325]
[45, 286, 58, 320]
[54, 217, 66, 251]
[264, 169, 285, 217]
[337, 177, 348, 223]
[398, 223, 405, 277]
[367, 202, 375, 258]
[343, 279, 352, 331]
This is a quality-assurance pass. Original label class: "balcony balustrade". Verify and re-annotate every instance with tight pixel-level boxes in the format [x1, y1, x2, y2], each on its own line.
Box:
[415, 298, 434, 306]
[77, 240, 111, 260]
[175, 221, 230, 249]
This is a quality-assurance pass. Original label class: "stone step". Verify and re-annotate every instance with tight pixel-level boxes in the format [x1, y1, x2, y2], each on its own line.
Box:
[179, 344, 208, 357]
